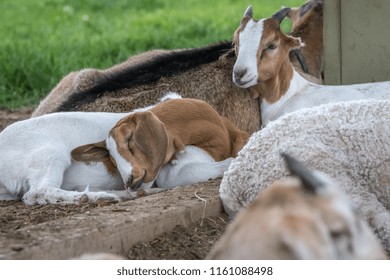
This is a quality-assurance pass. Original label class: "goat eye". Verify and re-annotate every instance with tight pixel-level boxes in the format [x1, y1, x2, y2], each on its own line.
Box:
[330, 231, 342, 239]
[330, 229, 348, 241]
[267, 43, 277, 50]
[260, 44, 277, 59]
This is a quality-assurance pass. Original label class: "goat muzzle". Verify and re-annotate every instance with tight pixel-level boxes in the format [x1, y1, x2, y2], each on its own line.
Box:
[125, 172, 147, 191]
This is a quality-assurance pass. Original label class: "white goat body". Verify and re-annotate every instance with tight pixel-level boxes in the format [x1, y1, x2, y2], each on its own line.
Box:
[0, 112, 126, 204]
[262, 73, 390, 125]
[220, 99, 390, 253]
[157, 145, 232, 189]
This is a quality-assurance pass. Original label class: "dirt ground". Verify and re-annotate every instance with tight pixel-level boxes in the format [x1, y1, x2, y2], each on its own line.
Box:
[0, 108, 228, 260]
[127, 214, 228, 260]
[0, 107, 34, 131]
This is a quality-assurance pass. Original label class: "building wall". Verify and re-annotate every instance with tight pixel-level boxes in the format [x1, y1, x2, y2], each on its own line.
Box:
[324, 0, 390, 85]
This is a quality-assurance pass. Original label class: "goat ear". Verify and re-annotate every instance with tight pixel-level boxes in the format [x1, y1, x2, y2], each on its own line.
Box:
[281, 153, 324, 194]
[133, 111, 168, 169]
[243, 5, 253, 19]
[71, 141, 110, 163]
[300, 1, 316, 17]
[287, 35, 304, 50]
[271, 7, 291, 23]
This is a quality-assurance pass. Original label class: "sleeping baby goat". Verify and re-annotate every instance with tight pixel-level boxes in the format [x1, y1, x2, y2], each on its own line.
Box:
[0, 98, 248, 205]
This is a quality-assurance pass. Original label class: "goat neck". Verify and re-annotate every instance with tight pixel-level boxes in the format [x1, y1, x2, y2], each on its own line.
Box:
[250, 56, 294, 103]
[259, 67, 311, 126]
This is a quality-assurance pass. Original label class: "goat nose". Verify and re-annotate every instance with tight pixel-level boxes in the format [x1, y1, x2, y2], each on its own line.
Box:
[124, 175, 133, 190]
[234, 68, 247, 80]
[127, 172, 146, 191]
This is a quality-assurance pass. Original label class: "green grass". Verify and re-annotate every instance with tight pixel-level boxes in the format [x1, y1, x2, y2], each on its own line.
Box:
[0, 0, 304, 109]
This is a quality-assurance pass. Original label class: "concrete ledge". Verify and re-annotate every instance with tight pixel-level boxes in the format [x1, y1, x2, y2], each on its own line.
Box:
[0, 180, 223, 259]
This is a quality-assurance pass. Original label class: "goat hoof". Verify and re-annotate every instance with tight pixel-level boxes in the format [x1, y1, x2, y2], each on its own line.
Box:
[95, 197, 118, 206]
[79, 194, 89, 204]
[136, 189, 146, 197]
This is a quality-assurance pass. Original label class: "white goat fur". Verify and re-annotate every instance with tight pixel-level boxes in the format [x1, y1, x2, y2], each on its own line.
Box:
[156, 145, 232, 189]
[220, 99, 390, 253]
[261, 75, 390, 126]
[233, 7, 390, 126]
[0, 111, 125, 204]
[209, 167, 385, 259]
[0, 94, 232, 205]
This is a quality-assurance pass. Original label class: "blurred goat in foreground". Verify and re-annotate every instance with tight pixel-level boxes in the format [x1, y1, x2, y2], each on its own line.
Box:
[207, 154, 386, 260]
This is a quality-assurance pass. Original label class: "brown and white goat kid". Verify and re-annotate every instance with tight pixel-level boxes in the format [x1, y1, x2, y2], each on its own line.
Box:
[0, 96, 247, 204]
[233, 6, 390, 126]
[207, 154, 386, 260]
[72, 98, 249, 191]
[287, 0, 324, 81]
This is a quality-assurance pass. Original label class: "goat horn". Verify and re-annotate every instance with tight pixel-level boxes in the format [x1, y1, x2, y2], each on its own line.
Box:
[281, 152, 324, 193]
[243, 5, 253, 18]
[293, 49, 309, 73]
[271, 7, 291, 23]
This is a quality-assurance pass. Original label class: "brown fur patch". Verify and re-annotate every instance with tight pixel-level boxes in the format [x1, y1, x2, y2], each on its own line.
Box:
[149, 98, 243, 161]
[33, 42, 261, 135]
[288, 0, 324, 80]
[132, 112, 168, 171]
[102, 159, 118, 176]
[221, 117, 249, 157]
[70, 141, 119, 176]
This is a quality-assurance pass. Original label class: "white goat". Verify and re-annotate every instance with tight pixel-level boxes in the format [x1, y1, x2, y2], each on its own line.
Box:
[208, 154, 386, 259]
[232, 6, 390, 126]
[220, 99, 390, 253]
[0, 110, 126, 204]
[0, 94, 246, 205]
